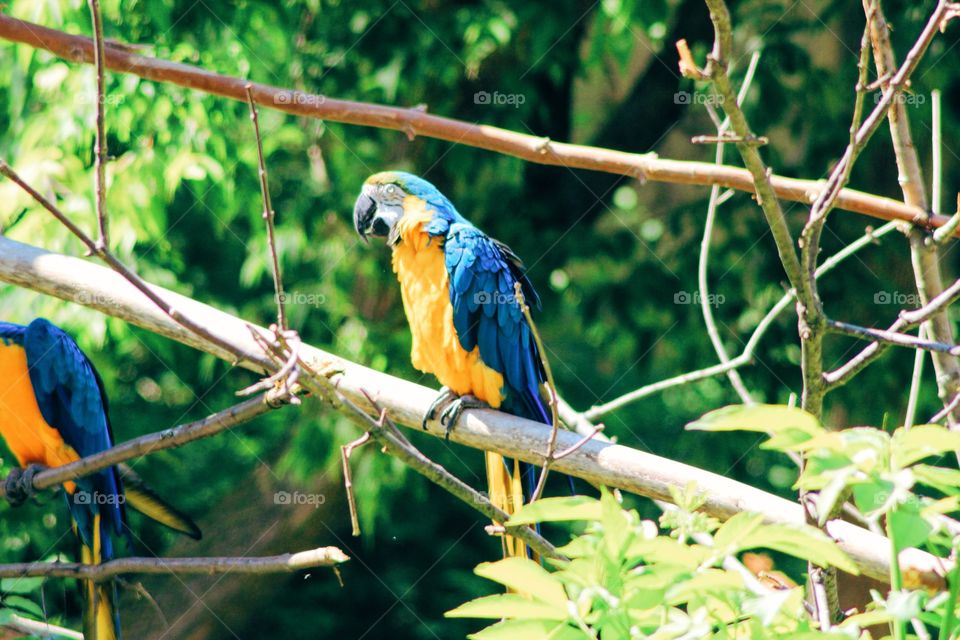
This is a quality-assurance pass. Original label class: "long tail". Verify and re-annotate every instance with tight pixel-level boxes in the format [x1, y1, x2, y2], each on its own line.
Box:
[118, 464, 202, 540]
[485, 452, 528, 558]
[77, 514, 120, 640]
[490, 387, 552, 559]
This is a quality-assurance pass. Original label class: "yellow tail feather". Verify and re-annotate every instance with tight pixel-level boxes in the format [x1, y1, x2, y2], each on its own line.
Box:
[80, 515, 118, 640]
[119, 464, 202, 540]
[485, 452, 528, 558]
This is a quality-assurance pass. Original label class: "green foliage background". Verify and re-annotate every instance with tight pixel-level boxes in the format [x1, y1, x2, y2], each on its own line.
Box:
[1, 0, 959, 637]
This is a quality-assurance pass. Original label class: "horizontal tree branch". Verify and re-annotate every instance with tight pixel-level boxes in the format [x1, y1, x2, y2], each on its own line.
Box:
[0, 546, 349, 582]
[0, 236, 948, 589]
[0, 391, 287, 500]
[0, 14, 952, 234]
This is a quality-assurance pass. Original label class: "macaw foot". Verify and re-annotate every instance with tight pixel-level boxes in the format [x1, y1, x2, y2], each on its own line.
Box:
[3, 464, 46, 507]
[422, 387, 489, 440]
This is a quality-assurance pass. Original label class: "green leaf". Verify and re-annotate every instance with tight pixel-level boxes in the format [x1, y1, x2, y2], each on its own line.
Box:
[888, 505, 932, 551]
[892, 425, 960, 469]
[2, 595, 44, 618]
[732, 520, 859, 574]
[913, 464, 960, 495]
[626, 538, 711, 569]
[0, 577, 43, 595]
[507, 496, 601, 525]
[474, 558, 568, 606]
[853, 479, 895, 516]
[687, 405, 823, 451]
[468, 619, 584, 640]
[446, 594, 567, 621]
[713, 512, 766, 553]
[600, 489, 630, 557]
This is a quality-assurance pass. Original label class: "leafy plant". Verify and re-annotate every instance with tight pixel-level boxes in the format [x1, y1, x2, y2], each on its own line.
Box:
[448, 486, 855, 639]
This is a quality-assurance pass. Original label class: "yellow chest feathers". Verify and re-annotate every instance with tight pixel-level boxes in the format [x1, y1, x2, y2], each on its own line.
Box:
[0, 341, 80, 472]
[390, 198, 504, 407]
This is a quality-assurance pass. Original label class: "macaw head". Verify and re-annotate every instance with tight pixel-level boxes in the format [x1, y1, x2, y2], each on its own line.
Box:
[353, 171, 460, 244]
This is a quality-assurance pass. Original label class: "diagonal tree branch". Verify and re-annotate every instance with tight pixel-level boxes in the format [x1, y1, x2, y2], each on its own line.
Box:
[0, 14, 956, 233]
[0, 235, 948, 590]
[0, 391, 289, 501]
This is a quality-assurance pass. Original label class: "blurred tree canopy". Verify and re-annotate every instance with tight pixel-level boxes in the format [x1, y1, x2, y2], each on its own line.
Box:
[1, 0, 958, 637]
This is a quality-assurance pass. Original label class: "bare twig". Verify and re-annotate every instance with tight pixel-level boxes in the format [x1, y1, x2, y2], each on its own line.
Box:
[827, 275, 960, 386]
[0, 547, 349, 582]
[905, 325, 928, 428]
[514, 282, 560, 502]
[827, 319, 960, 356]
[697, 50, 761, 405]
[341, 432, 371, 536]
[88, 0, 109, 250]
[930, 393, 960, 424]
[864, 0, 960, 426]
[244, 84, 287, 331]
[1, 14, 958, 232]
[584, 221, 900, 420]
[351, 389, 563, 560]
[0, 390, 289, 500]
[0, 160, 261, 366]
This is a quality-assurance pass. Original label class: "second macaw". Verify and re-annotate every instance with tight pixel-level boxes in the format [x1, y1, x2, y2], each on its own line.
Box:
[354, 171, 548, 557]
[0, 318, 201, 640]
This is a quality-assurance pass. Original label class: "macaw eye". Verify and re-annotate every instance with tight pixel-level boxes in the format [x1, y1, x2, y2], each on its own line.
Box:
[385, 185, 398, 197]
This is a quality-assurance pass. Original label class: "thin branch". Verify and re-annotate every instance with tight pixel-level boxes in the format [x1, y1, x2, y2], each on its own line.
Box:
[827, 319, 960, 355]
[864, 0, 960, 426]
[349, 389, 564, 560]
[244, 84, 287, 331]
[88, 0, 109, 250]
[0, 391, 287, 500]
[826, 275, 960, 386]
[905, 325, 927, 428]
[1, 14, 958, 232]
[583, 221, 899, 421]
[0, 160, 262, 366]
[0, 547, 349, 582]
[341, 431, 371, 537]
[696, 49, 761, 405]
[0, 236, 947, 589]
[930, 393, 960, 424]
[514, 282, 560, 502]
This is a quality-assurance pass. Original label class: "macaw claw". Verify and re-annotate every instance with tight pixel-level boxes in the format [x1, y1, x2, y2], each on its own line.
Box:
[422, 387, 490, 439]
[3, 464, 47, 507]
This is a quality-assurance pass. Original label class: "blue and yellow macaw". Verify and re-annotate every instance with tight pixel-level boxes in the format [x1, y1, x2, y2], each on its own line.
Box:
[0, 318, 201, 640]
[354, 171, 548, 557]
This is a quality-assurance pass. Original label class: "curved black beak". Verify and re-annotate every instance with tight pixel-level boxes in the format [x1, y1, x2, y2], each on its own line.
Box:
[353, 192, 378, 243]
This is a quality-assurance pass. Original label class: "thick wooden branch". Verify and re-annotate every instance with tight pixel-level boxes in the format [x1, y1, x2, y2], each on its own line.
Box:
[0, 236, 947, 589]
[0, 14, 954, 233]
[0, 546, 349, 582]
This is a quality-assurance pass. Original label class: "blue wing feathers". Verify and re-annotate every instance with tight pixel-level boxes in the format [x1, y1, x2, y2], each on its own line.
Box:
[21, 319, 126, 557]
[443, 223, 548, 424]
